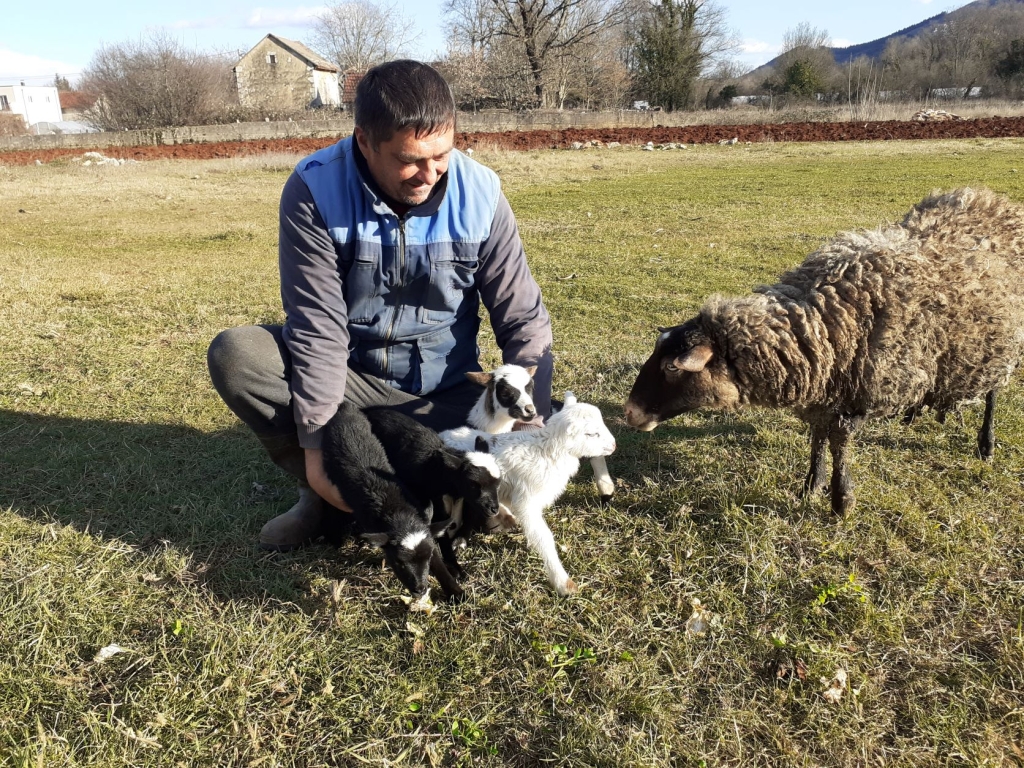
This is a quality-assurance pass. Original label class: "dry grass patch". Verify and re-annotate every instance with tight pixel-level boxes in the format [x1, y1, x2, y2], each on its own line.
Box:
[1, 142, 1023, 766]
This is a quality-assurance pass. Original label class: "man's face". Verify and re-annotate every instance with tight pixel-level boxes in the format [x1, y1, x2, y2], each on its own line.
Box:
[355, 125, 455, 207]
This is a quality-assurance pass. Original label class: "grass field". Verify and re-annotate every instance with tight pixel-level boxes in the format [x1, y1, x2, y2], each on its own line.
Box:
[2, 139, 1024, 766]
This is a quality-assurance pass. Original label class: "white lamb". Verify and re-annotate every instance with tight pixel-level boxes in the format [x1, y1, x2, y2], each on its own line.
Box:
[460, 364, 616, 503]
[441, 392, 617, 595]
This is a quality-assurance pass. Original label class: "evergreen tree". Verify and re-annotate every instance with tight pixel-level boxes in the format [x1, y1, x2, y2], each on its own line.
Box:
[628, 0, 721, 111]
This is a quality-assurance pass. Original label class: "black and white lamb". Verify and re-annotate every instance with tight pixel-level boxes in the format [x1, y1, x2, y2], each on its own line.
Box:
[321, 402, 461, 601]
[461, 364, 616, 504]
[362, 406, 502, 579]
[442, 392, 617, 595]
[625, 187, 1024, 515]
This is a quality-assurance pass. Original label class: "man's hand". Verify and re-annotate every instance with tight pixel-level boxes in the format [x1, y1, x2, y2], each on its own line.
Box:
[304, 448, 353, 512]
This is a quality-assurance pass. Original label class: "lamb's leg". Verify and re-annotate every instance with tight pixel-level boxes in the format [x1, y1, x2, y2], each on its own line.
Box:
[510, 500, 576, 596]
[828, 416, 862, 516]
[589, 456, 615, 506]
[977, 390, 997, 460]
[429, 546, 465, 601]
[802, 423, 829, 497]
[436, 535, 466, 581]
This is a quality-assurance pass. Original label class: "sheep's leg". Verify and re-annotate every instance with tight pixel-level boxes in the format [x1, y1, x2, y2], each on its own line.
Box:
[828, 416, 862, 516]
[589, 456, 615, 506]
[802, 423, 829, 497]
[977, 390, 997, 460]
[429, 546, 465, 601]
[510, 501, 576, 596]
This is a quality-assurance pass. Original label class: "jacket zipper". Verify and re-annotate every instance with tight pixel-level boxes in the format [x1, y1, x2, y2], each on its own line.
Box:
[381, 216, 406, 376]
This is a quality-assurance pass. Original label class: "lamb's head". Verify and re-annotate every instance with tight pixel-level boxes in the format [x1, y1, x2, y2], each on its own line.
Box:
[457, 444, 501, 521]
[361, 495, 449, 598]
[547, 397, 617, 459]
[624, 318, 740, 431]
[466, 364, 538, 423]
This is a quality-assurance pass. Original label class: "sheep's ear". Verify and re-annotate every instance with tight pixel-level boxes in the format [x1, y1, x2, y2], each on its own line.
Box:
[524, 365, 538, 378]
[465, 371, 492, 386]
[360, 532, 390, 548]
[563, 391, 578, 406]
[656, 326, 670, 334]
[675, 345, 714, 372]
[474, 436, 490, 453]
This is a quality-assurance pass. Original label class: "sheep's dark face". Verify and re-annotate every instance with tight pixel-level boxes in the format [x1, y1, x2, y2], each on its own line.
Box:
[624, 320, 741, 431]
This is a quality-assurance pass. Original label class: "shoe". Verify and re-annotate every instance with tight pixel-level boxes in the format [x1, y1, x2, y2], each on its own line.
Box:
[259, 486, 325, 551]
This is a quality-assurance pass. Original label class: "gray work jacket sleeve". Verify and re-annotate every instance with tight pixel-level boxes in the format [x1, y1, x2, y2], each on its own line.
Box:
[279, 171, 350, 450]
[477, 193, 555, 417]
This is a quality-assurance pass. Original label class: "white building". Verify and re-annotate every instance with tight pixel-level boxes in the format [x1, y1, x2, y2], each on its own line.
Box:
[0, 85, 63, 131]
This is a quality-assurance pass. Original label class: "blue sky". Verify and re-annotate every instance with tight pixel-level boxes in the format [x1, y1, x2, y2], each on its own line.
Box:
[1, 0, 964, 87]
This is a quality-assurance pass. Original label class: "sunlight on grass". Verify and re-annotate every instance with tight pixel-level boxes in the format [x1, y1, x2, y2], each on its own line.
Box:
[2, 140, 1023, 765]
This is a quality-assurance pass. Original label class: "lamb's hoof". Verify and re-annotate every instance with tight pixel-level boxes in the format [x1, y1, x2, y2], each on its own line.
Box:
[557, 578, 578, 596]
[599, 494, 613, 507]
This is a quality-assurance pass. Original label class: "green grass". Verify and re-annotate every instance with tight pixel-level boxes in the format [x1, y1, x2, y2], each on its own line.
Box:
[2, 141, 1024, 766]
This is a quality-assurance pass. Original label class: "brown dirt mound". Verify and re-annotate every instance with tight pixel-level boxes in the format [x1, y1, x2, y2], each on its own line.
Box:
[3, 116, 1024, 166]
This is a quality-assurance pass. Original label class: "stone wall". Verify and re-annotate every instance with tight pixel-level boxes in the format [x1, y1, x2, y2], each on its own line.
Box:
[0, 110, 686, 152]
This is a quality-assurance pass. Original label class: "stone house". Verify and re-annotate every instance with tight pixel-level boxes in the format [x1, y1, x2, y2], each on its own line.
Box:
[234, 35, 341, 111]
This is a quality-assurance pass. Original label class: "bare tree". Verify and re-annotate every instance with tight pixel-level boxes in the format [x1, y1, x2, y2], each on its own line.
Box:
[782, 22, 830, 53]
[80, 32, 234, 130]
[481, 0, 626, 107]
[309, 0, 421, 72]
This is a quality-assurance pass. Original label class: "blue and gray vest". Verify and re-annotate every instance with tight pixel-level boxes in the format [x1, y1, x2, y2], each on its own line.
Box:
[296, 137, 501, 395]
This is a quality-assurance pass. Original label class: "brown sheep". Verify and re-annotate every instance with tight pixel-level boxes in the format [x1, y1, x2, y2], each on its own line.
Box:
[624, 187, 1024, 514]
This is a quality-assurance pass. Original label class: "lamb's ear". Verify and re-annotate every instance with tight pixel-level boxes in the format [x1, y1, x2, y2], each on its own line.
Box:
[563, 391, 578, 406]
[465, 371, 492, 386]
[524, 365, 538, 378]
[474, 436, 490, 454]
[360, 532, 390, 548]
[430, 518, 452, 537]
[675, 345, 714, 372]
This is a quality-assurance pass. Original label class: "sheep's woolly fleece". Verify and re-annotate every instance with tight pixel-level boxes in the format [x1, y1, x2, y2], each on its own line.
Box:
[700, 187, 1024, 421]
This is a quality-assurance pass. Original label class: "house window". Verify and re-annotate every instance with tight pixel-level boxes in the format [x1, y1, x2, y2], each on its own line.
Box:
[267, 53, 277, 65]
[0, 95, 8, 111]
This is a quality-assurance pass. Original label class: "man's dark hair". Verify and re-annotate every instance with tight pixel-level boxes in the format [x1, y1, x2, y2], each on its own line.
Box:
[355, 60, 456, 148]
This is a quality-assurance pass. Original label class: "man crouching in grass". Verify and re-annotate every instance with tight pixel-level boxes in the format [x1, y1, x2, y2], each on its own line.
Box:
[207, 59, 552, 550]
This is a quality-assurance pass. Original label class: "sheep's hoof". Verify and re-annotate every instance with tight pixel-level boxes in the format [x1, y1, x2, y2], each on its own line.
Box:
[558, 578, 578, 596]
[599, 494, 614, 507]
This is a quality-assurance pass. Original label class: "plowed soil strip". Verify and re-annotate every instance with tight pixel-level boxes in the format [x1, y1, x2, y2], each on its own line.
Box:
[3, 117, 1024, 166]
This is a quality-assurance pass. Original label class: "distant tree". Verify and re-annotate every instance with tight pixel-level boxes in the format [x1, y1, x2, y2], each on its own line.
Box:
[309, 0, 421, 71]
[485, 0, 625, 108]
[53, 74, 72, 92]
[625, 0, 734, 111]
[781, 59, 823, 97]
[782, 21, 830, 52]
[996, 39, 1024, 80]
[763, 21, 836, 100]
[80, 32, 234, 130]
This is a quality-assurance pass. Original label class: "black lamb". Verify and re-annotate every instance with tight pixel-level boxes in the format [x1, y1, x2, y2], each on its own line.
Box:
[321, 402, 461, 600]
[363, 406, 502, 578]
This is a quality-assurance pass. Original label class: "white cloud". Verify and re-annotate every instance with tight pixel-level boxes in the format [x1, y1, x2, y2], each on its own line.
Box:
[244, 6, 325, 28]
[832, 38, 855, 48]
[740, 39, 781, 55]
[0, 48, 80, 84]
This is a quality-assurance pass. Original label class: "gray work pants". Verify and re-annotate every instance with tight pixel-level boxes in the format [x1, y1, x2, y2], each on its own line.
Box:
[207, 325, 482, 483]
